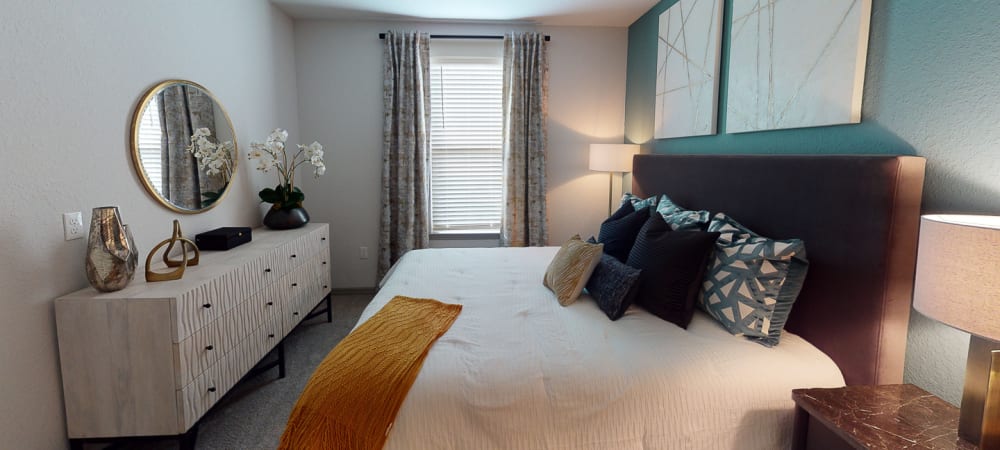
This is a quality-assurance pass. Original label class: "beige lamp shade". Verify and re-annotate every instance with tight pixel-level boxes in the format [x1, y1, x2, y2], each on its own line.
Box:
[913, 214, 1000, 340]
[589, 144, 639, 172]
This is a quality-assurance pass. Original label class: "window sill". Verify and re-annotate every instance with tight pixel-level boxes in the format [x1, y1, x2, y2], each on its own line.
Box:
[430, 232, 500, 240]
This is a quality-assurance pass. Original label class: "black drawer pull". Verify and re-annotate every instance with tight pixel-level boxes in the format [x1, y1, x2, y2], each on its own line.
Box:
[322, 261, 327, 265]
[264, 268, 272, 273]
[291, 254, 297, 258]
[323, 285, 329, 289]
[205, 345, 214, 351]
[207, 387, 217, 393]
[268, 333, 275, 338]
[202, 303, 211, 309]
[266, 301, 273, 306]
[292, 283, 298, 287]
[293, 312, 299, 316]
[321, 237, 327, 241]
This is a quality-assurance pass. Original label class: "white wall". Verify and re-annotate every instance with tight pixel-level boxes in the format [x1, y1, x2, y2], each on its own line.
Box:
[0, 1, 299, 447]
[293, 20, 628, 288]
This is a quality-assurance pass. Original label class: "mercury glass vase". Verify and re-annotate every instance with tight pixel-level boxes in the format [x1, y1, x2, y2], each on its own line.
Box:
[85, 206, 138, 292]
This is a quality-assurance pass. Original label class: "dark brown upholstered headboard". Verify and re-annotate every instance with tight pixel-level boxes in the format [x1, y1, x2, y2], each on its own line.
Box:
[632, 154, 925, 386]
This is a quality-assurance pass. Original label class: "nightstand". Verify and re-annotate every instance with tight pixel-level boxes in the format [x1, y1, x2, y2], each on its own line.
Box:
[791, 384, 976, 450]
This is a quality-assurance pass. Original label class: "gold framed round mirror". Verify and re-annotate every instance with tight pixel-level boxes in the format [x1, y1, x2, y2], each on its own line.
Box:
[130, 80, 238, 213]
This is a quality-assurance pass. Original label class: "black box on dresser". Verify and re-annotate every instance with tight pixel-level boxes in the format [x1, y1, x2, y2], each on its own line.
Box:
[195, 227, 252, 250]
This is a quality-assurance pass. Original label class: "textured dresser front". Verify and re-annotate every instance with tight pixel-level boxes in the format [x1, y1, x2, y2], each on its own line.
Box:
[55, 223, 331, 439]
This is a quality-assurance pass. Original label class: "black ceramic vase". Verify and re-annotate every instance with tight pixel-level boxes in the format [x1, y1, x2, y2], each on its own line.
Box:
[263, 207, 310, 230]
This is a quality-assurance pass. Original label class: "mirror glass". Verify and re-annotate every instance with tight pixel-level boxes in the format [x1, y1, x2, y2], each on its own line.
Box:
[130, 80, 238, 213]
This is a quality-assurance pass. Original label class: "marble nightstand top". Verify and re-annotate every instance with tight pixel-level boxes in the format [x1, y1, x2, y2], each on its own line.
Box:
[792, 384, 976, 449]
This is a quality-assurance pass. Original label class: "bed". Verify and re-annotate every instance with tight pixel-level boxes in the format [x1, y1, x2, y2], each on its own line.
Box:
[361, 154, 926, 449]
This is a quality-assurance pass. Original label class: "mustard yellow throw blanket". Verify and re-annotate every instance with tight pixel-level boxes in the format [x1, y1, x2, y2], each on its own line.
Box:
[279, 296, 462, 450]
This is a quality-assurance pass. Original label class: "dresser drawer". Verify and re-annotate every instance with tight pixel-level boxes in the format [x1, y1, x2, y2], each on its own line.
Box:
[288, 263, 313, 310]
[219, 288, 270, 353]
[174, 287, 223, 341]
[174, 318, 224, 388]
[177, 362, 223, 432]
[283, 236, 312, 273]
[295, 227, 329, 260]
[173, 259, 279, 341]
[314, 245, 331, 295]
[244, 251, 287, 295]
[253, 314, 285, 366]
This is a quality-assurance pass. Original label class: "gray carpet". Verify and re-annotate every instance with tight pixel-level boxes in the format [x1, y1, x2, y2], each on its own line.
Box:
[102, 294, 371, 450]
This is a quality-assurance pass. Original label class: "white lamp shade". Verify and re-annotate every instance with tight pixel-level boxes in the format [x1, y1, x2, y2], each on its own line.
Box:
[589, 144, 639, 172]
[913, 214, 1000, 340]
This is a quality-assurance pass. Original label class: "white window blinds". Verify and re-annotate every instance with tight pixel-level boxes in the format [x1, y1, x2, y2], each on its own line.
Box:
[429, 57, 504, 234]
[136, 95, 164, 193]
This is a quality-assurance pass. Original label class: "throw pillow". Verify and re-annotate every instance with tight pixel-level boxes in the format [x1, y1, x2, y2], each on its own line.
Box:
[598, 202, 650, 262]
[585, 250, 642, 320]
[655, 194, 711, 231]
[621, 193, 659, 211]
[626, 214, 720, 329]
[699, 213, 809, 347]
[543, 235, 604, 306]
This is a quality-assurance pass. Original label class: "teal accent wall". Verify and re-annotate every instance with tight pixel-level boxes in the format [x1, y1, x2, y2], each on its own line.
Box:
[625, 0, 1000, 405]
[625, 0, 912, 155]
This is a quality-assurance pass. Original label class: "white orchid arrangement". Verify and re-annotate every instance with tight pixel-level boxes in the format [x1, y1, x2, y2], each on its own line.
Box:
[248, 128, 325, 210]
[187, 128, 235, 182]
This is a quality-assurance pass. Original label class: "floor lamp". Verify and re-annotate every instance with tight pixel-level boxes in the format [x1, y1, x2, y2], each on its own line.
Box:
[912, 214, 1000, 447]
[589, 144, 639, 216]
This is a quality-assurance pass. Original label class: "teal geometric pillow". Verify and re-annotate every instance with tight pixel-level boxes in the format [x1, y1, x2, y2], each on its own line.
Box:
[698, 213, 809, 347]
[620, 193, 658, 211]
[655, 194, 710, 230]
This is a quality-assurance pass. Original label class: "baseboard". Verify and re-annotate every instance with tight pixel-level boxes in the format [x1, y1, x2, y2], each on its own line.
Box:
[329, 287, 378, 295]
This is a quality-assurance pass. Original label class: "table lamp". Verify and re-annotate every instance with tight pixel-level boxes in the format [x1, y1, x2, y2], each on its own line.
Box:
[913, 214, 1000, 447]
[589, 144, 639, 215]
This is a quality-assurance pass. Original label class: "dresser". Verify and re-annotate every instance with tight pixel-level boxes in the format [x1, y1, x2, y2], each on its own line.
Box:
[55, 223, 331, 448]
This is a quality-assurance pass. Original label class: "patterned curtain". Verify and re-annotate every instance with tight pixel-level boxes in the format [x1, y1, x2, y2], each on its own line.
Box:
[378, 31, 432, 280]
[501, 32, 549, 247]
[158, 85, 217, 209]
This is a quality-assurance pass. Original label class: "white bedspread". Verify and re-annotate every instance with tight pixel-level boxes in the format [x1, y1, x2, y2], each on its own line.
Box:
[361, 247, 845, 450]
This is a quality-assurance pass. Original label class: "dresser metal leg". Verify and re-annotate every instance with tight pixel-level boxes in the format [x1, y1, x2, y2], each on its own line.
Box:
[277, 340, 286, 379]
[304, 294, 333, 323]
[67, 428, 199, 450]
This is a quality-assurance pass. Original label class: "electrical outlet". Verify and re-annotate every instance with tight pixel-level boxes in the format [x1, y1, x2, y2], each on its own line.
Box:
[63, 212, 85, 241]
[359, 246, 369, 259]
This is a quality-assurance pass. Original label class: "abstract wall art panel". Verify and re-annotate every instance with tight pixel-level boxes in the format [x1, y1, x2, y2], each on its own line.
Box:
[726, 0, 872, 133]
[654, 0, 723, 139]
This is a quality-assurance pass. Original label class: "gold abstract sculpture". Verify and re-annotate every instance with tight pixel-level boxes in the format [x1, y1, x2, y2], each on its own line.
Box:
[145, 220, 200, 282]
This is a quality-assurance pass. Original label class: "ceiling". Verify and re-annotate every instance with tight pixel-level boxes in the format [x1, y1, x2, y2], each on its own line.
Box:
[270, 0, 658, 27]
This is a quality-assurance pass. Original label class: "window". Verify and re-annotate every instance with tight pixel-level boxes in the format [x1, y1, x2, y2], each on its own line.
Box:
[136, 95, 164, 193]
[429, 55, 504, 235]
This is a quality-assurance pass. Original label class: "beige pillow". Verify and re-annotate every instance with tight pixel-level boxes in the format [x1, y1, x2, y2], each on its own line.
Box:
[543, 235, 604, 306]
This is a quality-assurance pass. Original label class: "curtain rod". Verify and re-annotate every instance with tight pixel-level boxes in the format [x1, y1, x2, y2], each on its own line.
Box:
[378, 33, 550, 42]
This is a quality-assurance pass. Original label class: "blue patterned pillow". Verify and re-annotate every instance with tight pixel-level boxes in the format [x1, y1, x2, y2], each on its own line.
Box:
[621, 193, 658, 211]
[698, 213, 809, 347]
[655, 194, 710, 231]
[585, 250, 642, 321]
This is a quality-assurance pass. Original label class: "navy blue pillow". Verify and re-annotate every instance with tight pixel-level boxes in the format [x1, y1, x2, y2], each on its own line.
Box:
[627, 214, 720, 329]
[585, 252, 642, 320]
[598, 202, 650, 262]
